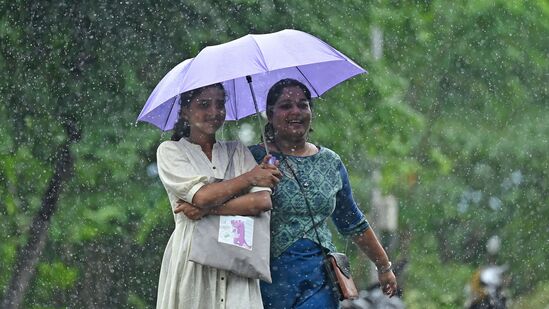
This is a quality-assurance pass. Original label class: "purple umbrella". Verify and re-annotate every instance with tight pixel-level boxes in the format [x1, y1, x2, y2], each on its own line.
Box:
[137, 29, 366, 143]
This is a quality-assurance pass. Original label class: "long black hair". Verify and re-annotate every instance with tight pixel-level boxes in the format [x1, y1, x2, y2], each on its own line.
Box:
[264, 78, 313, 142]
[171, 83, 225, 141]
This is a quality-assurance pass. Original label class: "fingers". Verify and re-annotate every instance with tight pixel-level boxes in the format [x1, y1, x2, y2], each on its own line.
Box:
[382, 283, 396, 297]
[259, 162, 276, 169]
[176, 205, 203, 220]
[254, 159, 282, 188]
[174, 204, 186, 214]
[262, 154, 276, 164]
[261, 163, 282, 178]
[272, 169, 282, 179]
[174, 201, 193, 214]
[259, 156, 269, 169]
[379, 272, 398, 298]
[382, 281, 397, 297]
[261, 155, 279, 169]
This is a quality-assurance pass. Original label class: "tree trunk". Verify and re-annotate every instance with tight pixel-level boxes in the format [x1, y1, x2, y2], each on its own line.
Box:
[1, 120, 81, 309]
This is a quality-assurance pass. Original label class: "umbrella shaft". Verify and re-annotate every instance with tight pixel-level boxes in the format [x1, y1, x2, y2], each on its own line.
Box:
[247, 76, 270, 155]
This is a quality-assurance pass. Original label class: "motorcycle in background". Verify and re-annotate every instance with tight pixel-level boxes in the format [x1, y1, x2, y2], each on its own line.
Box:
[465, 264, 509, 309]
[465, 235, 509, 309]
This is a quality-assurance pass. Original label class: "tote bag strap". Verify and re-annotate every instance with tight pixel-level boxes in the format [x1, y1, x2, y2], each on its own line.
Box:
[211, 142, 237, 182]
[223, 143, 238, 180]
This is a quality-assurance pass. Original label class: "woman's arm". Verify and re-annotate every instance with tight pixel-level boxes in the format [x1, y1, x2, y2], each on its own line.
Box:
[191, 157, 280, 209]
[210, 191, 271, 216]
[352, 228, 397, 297]
[157, 141, 280, 209]
[332, 160, 397, 297]
[175, 191, 271, 218]
[352, 228, 391, 270]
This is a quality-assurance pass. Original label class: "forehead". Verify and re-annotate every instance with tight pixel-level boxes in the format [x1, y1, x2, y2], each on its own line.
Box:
[275, 86, 307, 103]
[194, 86, 225, 100]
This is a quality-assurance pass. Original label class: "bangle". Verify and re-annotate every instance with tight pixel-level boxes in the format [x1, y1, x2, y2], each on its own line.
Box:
[377, 261, 393, 274]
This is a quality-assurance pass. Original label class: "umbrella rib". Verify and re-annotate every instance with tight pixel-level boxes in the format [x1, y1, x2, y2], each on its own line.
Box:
[163, 96, 178, 131]
[296, 66, 320, 97]
[178, 57, 198, 92]
[250, 36, 269, 71]
[233, 80, 238, 120]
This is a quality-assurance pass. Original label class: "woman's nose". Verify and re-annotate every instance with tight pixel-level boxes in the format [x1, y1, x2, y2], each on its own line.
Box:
[288, 104, 301, 114]
[211, 105, 226, 116]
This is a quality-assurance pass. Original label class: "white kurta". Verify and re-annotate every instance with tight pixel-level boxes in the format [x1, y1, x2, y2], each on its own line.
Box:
[155, 138, 267, 309]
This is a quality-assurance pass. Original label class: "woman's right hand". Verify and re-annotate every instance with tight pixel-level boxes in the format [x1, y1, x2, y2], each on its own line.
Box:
[247, 155, 282, 188]
[174, 200, 208, 220]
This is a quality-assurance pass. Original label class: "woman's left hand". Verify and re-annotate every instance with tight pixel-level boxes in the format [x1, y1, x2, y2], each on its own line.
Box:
[174, 200, 208, 220]
[378, 270, 398, 297]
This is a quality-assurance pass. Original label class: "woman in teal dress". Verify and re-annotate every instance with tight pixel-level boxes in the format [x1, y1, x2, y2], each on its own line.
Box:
[248, 79, 397, 308]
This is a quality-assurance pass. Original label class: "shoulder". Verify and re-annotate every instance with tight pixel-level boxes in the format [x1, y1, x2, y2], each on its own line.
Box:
[247, 144, 267, 161]
[314, 146, 344, 177]
[156, 139, 192, 160]
[248, 144, 265, 152]
[157, 140, 179, 154]
[317, 146, 342, 163]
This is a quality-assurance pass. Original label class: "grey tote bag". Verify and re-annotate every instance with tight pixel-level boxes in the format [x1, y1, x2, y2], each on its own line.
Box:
[188, 144, 272, 283]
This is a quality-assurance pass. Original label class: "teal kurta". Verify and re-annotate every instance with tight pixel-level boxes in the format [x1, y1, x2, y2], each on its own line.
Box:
[249, 145, 369, 257]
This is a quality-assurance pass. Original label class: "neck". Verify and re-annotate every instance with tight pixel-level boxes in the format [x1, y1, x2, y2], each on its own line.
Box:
[189, 132, 216, 155]
[271, 136, 308, 156]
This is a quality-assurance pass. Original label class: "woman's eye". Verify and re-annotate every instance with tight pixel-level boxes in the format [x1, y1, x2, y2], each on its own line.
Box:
[216, 101, 225, 109]
[298, 101, 310, 109]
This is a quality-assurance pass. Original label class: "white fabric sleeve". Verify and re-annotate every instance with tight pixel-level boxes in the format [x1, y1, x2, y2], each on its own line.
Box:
[156, 141, 209, 203]
[237, 142, 272, 194]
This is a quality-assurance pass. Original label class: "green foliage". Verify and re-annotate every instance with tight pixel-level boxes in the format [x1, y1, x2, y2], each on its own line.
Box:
[1, 0, 547, 307]
[405, 236, 474, 308]
[511, 281, 549, 309]
[29, 262, 78, 307]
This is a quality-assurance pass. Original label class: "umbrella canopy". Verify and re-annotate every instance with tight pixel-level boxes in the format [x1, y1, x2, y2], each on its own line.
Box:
[137, 29, 366, 131]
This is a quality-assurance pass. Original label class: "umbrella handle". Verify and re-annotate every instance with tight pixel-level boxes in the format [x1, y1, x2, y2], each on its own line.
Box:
[246, 75, 271, 156]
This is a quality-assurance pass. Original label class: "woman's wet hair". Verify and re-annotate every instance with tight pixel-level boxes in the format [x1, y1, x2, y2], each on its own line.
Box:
[264, 79, 313, 142]
[171, 83, 225, 141]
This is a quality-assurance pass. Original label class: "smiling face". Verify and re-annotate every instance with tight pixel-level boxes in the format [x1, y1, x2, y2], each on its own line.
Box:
[268, 85, 312, 141]
[180, 86, 226, 139]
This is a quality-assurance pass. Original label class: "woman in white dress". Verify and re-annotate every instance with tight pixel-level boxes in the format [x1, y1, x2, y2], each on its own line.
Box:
[155, 83, 281, 309]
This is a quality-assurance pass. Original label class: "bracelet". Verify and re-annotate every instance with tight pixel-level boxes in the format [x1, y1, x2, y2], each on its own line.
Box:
[377, 261, 393, 274]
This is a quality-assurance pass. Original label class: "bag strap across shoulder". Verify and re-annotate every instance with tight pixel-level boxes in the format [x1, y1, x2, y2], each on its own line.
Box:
[279, 154, 343, 297]
[222, 142, 238, 179]
[211, 142, 238, 182]
[280, 156, 327, 250]
[268, 141, 349, 252]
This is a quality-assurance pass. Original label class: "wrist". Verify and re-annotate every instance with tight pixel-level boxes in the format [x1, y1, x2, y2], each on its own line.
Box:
[209, 203, 223, 215]
[376, 261, 393, 274]
[244, 171, 256, 187]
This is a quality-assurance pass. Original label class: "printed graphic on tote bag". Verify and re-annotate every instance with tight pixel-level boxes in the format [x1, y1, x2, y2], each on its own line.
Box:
[218, 216, 254, 250]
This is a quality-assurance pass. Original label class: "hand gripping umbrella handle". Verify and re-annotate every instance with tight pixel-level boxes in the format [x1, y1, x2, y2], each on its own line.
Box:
[246, 75, 272, 156]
